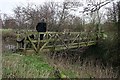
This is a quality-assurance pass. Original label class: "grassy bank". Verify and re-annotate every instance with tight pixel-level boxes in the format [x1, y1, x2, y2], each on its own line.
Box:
[2, 52, 77, 78]
[2, 52, 118, 78]
[2, 52, 53, 78]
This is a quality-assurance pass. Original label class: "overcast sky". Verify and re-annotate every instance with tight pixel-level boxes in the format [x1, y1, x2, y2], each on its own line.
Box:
[0, 0, 119, 16]
[0, 0, 66, 15]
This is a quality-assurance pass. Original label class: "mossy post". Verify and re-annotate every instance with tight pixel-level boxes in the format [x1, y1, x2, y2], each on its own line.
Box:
[23, 35, 26, 52]
[16, 32, 20, 49]
[96, 23, 99, 45]
[37, 32, 40, 53]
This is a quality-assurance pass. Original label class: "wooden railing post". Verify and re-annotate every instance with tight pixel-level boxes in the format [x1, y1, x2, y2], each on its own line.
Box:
[96, 24, 99, 45]
[37, 32, 40, 53]
[78, 32, 81, 48]
[16, 31, 20, 49]
[46, 32, 48, 39]
[23, 35, 27, 51]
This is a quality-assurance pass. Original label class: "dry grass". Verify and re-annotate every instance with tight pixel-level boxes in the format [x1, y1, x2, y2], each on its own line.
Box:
[46, 52, 119, 78]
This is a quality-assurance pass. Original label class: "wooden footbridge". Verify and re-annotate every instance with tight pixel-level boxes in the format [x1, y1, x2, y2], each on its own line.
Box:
[16, 31, 99, 53]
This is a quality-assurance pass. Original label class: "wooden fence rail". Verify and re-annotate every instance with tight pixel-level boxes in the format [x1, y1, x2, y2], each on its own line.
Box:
[16, 31, 97, 53]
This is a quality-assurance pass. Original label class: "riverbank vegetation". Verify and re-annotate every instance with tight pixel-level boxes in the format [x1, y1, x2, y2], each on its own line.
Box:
[1, 0, 120, 78]
[2, 52, 118, 78]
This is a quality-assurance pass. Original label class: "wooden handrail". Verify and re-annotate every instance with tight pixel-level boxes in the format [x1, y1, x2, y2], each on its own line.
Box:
[16, 31, 97, 53]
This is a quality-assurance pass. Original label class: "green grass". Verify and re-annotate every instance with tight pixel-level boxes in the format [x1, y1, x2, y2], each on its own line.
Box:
[2, 53, 54, 78]
[2, 52, 79, 78]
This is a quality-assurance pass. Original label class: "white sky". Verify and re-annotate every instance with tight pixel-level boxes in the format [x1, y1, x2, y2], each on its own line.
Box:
[0, 0, 119, 16]
[0, 0, 65, 15]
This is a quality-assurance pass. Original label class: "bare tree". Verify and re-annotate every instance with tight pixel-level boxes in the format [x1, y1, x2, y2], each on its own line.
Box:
[83, 0, 115, 42]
